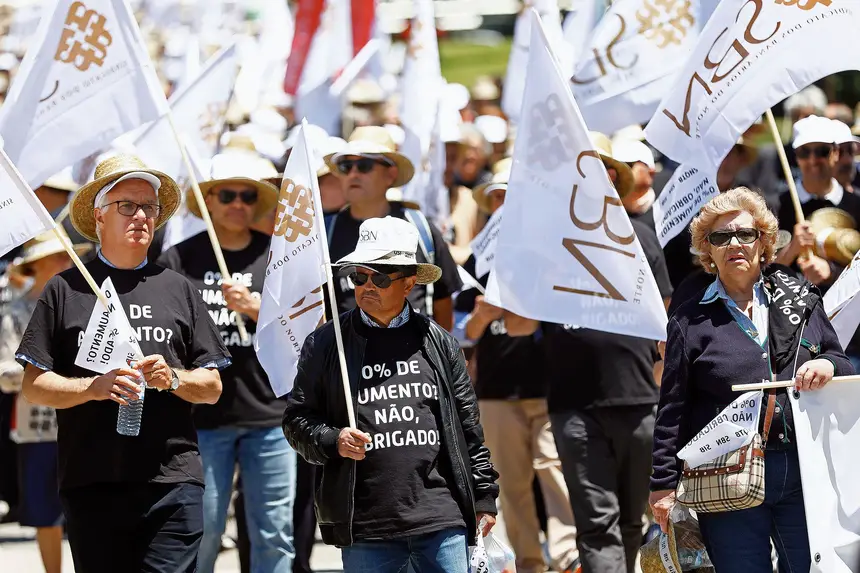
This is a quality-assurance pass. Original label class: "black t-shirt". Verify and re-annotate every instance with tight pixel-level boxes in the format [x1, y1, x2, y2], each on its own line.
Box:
[628, 205, 655, 231]
[663, 224, 698, 290]
[634, 218, 674, 301]
[457, 256, 545, 400]
[352, 314, 465, 539]
[776, 187, 860, 231]
[16, 257, 230, 491]
[158, 231, 286, 429]
[327, 203, 463, 316]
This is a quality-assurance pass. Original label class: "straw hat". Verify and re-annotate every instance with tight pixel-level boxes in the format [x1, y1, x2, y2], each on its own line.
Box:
[190, 151, 280, 221]
[70, 155, 181, 243]
[815, 228, 860, 266]
[589, 132, 634, 198]
[10, 227, 91, 269]
[335, 217, 442, 284]
[810, 207, 856, 231]
[473, 157, 512, 215]
[324, 126, 415, 188]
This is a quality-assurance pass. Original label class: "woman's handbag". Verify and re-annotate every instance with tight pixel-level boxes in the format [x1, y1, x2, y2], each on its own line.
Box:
[675, 391, 776, 513]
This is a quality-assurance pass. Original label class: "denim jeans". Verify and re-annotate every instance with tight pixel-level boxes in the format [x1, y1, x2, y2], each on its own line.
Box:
[341, 527, 469, 573]
[197, 426, 296, 573]
[697, 448, 810, 573]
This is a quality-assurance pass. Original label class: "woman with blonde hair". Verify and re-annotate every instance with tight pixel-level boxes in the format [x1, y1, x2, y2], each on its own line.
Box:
[648, 188, 853, 572]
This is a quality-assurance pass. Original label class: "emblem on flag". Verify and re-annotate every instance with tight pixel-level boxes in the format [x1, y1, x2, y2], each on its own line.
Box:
[54, 2, 113, 71]
[636, 0, 696, 49]
[275, 178, 316, 242]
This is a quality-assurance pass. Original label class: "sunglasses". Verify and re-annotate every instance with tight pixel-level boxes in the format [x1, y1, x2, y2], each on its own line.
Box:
[348, 270, 405, 289]
[796, 145, 834, 160]
[839, 143, 857, 158]
[707, 228, 760, 247]
[101, 200, 161, 219]
[336, 157, 391, 175]
[217, 189, 258, 205]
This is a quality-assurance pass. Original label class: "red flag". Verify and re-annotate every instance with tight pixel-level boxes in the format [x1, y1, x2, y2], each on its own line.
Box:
[350, 0, 375, 56]
[283, 0, 326, 96]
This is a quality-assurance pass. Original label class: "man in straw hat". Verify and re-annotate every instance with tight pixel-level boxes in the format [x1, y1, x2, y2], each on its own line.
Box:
[16, 155, 231, 573]
[283, 216, 499, 573]
[0, 227, 89, 573]
[461, 160, 580, 573]
[159, 149, 298, 573]
[505, 134, 670, 573]
[324, 125, 462, 331]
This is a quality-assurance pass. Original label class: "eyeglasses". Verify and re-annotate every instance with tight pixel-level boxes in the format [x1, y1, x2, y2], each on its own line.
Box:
[707, 228, 760, 247]
[348, 269, 405, 289]
[217, 189, 258, 205]
[796, 145, 834, 160]
[336, 157, 391, 175]
[101, 200, 161, 219]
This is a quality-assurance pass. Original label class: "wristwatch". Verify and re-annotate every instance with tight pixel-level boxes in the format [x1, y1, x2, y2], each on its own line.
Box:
[167, 369, 181, 392]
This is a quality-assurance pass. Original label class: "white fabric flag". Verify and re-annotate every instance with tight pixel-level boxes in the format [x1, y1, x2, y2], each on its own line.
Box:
[492, 10, 667, 341]
[645, 1, 860, 169]
[572, 0, 718, 135]
[677, 390, 762, 468]
[0, 146, 55, 258]
[457, 266, 485, 294]
[824, 253, 860, 347]
[652, 163, 719, 247]
[0, 0, 169, 188]
[792, 384, 860, 573]
[255, 123, 327, 397]
[502, 0, 569, 123]
[562, 0, 600, 71]
[470, 206, 504, 279]
[75, 277, 143, 375]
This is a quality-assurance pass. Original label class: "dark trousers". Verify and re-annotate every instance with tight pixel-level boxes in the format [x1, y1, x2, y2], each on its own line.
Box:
[293, 456, 318, 573]
[698, 449, 810, 573]
[550, 406, 655, 573]
[60, 481, 204, 573]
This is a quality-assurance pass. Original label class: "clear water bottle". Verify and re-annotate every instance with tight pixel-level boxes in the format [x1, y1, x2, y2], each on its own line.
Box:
[116, 371, 146, 436]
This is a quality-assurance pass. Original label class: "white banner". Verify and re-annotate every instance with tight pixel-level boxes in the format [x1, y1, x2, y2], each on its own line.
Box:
[573, 0, 718, 136]
[255, 123, 327, 397]
[645, 0, 860, 169]
[470, 206, 504, 279]
[793, 383, 860, 572]
[652, 163, 719, 247]
[0, 0, 169, 188]
[562, 0, 600, 70]
[74, 277, 143, 375]
[677, 390, 762, 468]
[825, 252, 860, 347]
[0, 146, 55, 258]
[492, 10, 668, 341]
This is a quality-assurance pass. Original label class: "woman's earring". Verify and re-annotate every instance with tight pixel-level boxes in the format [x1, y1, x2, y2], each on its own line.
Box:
[710, 263, 716, 269]
[760, 256, 765, 263]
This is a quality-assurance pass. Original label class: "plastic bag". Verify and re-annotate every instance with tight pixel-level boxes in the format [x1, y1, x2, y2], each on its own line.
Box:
[639, 505, 714, 572]
[469, 517, 516, 573]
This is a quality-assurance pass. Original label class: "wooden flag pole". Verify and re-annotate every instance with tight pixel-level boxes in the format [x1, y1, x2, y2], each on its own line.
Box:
[50, 224, 109, 309]
[54, 203, 70, 225]
[733, 374, 860, 392]
[166, 111, 250, 344]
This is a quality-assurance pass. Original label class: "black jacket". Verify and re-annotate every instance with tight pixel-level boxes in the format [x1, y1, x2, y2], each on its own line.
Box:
[282, 309, 499, 547]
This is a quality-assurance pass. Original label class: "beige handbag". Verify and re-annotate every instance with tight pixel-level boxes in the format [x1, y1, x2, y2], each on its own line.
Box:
[675, 391, 776, 513]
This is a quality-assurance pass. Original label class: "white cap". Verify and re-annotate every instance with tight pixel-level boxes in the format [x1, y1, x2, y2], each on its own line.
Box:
[284, 123, 329, 151]
[831, 119, 860, 145]
[209, 151, 278, 181]
[611, 139, 655, 170]
[94, 172, 161, 208]
[443, 83, 470, 111]
[474, 115, 508, 144]
[792, 115, 836, 149]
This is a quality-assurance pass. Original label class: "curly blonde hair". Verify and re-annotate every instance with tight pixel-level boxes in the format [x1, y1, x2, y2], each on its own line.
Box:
[690, 187, 778, 274]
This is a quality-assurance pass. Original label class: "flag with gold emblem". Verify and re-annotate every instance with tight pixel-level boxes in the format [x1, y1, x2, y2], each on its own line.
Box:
[0, 0, 169, 188]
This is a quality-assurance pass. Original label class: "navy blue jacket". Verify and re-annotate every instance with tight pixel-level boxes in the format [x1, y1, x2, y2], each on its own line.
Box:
[650, 290, 853, 491]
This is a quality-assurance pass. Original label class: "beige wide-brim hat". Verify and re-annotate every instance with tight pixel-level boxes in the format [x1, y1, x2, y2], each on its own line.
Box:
[324, 126, 415, 188]
[473, 157, 512, 215]
[11, 227, 91, 268]
[190, 151, 280, 222]
[71, 155, 181, 243]
[589, 131, 634, 199]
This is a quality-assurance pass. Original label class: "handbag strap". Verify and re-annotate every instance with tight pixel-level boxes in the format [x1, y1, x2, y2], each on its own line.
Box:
[761, 390, 777, 443]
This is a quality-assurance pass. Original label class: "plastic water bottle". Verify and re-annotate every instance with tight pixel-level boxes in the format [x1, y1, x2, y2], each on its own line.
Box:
[116, 371, 146, 436]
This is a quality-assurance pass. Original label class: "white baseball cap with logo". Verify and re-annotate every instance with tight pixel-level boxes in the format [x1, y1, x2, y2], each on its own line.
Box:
[335, 217, 442, 284]
[792, 115, 837, 149]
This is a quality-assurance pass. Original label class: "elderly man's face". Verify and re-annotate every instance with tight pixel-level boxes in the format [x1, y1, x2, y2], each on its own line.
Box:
[455, 142, 487, 184]
[797, 142, 837, 187]
[337, 156, 398, 206]
[94, 179, 159, 250]
[835, 142, 857, 186]
[319, 173, 346, 212]
[205, 182, 257, 233]
[353, 266, 417, 319]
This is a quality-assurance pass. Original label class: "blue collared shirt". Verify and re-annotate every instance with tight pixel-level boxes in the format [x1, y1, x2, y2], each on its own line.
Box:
[701, 276, 770, 347]
[360, 304, 411, 328]
[98, 249, 148, 270]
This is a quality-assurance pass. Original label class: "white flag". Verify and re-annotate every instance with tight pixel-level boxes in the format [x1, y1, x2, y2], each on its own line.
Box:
[470, 206, 504, 279]
[492, 10, 667, 341]
[133, 43, 239, 181]
[572, 0, 718, 135]
[824, 253, 860, 348]
[0, 145, 55, 258]
[645, 1, 860, 169]
[75, 277, 143, 374]
[255, 123, 327, 397]
[652, 163, 719, 247]
[0, 0, 169, 188]
[562, 0, 600, 70]
[792, 383, 860, 572]
[677, 390, 762, 468]
[502, 0, 568, 123]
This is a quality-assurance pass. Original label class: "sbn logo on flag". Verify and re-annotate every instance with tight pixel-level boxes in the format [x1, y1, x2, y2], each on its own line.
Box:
[274, 178, 315, 242]
[636, 0, 696, 49]
[528, 93, 573, 171]
[54, 2, 113, 71]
